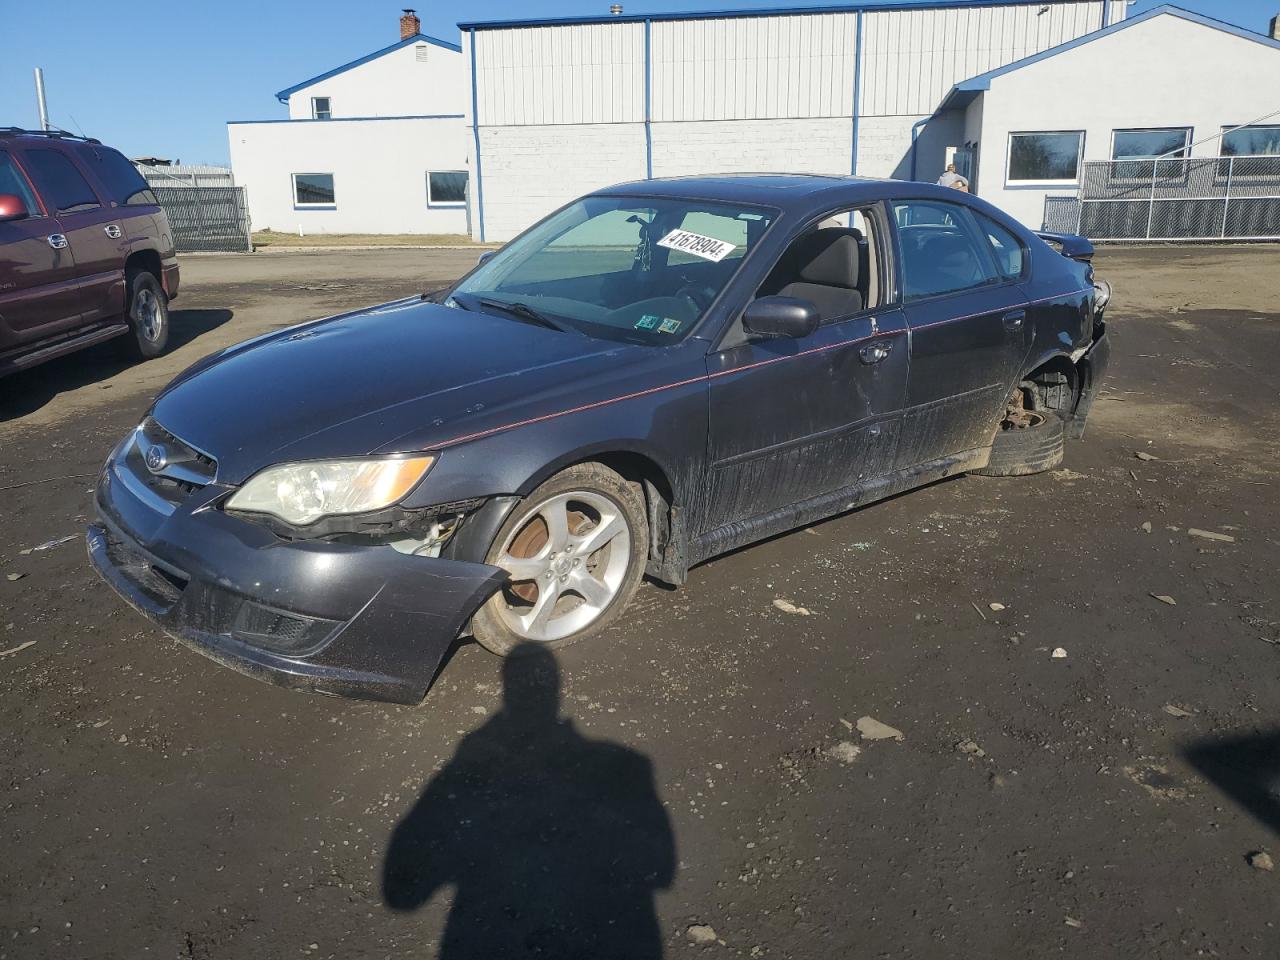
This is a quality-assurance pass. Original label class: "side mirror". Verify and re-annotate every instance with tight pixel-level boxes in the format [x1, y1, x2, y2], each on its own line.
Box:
[476, 250, 496, 267]
[0, 194, 29, 223]
[742, 296, 821, 339]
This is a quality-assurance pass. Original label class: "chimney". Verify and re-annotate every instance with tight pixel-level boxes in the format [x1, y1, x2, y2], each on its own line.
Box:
[1271, 13, 1280, 40]
[400, 8, 420, 40]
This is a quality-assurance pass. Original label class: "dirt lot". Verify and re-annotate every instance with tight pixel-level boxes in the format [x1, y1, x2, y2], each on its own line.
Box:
[2, 246, 1278, 959]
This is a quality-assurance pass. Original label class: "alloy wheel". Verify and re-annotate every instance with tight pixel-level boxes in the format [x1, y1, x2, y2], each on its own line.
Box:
[492, 490, 632, 643]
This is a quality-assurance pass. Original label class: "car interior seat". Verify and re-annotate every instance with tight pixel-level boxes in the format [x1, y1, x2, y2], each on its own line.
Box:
[760, 227, 866, 321]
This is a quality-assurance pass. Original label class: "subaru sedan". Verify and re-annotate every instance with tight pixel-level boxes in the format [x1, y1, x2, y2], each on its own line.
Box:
[88, 175, 1111, 703]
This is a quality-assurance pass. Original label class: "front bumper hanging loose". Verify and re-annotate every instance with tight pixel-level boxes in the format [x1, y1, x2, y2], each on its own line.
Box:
[87, 448, 506, 704]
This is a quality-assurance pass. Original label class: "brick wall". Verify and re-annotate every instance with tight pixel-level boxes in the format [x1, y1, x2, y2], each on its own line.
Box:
[651, 119, 853, 178]
[474, 124, 647, 241]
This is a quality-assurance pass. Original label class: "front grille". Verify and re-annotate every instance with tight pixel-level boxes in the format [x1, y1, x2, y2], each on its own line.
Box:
[231, 601, 340, 654]
[120, 418, 218, 507]
[102, 527, 189, 609]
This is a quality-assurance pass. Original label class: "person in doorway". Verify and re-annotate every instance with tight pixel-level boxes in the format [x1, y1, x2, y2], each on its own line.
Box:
[937, 164, 969, 192]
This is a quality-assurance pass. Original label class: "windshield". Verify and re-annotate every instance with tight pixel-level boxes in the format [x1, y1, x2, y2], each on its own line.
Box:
[450, 195, 776, 345]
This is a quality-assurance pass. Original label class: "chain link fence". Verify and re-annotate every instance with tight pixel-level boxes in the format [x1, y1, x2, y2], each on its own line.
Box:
[1043, 156, 1280, 242]
[137, 165, 251, 253]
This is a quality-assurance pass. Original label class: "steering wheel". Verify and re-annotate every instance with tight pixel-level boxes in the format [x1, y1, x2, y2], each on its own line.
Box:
[674, 283, 714, 312]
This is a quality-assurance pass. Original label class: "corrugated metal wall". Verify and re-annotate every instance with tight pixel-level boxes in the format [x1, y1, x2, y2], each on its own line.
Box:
[650, 13, 857, 121]
[859, 1, 1104, 116]
[474, 22, 645, 125]
[472, 2, 1113, 127]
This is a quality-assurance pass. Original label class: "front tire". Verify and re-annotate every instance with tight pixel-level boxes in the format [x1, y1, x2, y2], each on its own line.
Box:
[471, 463, 648, 656]
[120, 269, 170, 360]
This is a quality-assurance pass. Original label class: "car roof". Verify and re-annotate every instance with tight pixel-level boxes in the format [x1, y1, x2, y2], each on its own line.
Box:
[593, 173, 974, 213]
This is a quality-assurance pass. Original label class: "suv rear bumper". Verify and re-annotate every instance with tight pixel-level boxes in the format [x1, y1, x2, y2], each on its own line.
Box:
[88, 452, 506, 704]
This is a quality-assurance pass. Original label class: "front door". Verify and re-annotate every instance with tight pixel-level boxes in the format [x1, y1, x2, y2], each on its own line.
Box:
[703, 211, 908, 531]
[0, 148, 82, 343]
[889, 198, 1032, 470]
[15, 145, 126, 327]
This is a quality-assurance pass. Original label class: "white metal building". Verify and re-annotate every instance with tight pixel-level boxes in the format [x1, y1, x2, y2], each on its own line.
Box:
[943, 7, 1280, 227]
[227, 3, 1280, 241]
[461, 0, 1131, 240]
[227, 11, 473, 235]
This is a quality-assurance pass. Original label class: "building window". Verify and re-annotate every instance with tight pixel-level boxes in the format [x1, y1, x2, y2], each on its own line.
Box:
[1007, 131, 1084, 184]
[293, 173, 335, 207]
[1221, 125, 1280, 157]
[1109, 128, 1191, 181]
[311, 97, 331, 120]
[427, 171, 468, 206]
[1112, 128, 1191, 160]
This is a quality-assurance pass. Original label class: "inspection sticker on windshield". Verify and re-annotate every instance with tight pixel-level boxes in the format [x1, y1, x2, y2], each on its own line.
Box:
[657, 229, 738, 263]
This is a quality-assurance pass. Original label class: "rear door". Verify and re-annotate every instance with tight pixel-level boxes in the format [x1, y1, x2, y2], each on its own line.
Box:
[16, 146, 128, 327]
[889, 198, 1032, 470]
[0, 148, 82, 343]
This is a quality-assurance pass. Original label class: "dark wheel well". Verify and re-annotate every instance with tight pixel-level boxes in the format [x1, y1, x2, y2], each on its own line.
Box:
[576, 452, 685, 587]
[124, 249, 162, 286]
[1021, 357, 1079, 419]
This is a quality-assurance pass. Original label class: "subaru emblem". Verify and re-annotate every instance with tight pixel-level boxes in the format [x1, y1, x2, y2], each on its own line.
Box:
[144, 444, 168, 473]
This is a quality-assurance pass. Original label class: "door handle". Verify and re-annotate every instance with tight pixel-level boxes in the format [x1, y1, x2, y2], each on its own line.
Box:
[47, 234, 68, 249]
[859, 340, 894, 364]
[1003, 309, 1027, 331]
[104, 224, 122, 239]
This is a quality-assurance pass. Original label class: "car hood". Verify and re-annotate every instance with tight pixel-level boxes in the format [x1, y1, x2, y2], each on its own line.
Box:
[151, 298, 649, 483]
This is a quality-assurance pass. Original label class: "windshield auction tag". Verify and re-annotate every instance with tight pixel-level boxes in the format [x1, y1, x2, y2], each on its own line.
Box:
[657, 229, 738, 263]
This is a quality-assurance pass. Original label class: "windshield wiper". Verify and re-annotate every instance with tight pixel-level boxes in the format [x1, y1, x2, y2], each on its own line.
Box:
[475, 296, 567, 333]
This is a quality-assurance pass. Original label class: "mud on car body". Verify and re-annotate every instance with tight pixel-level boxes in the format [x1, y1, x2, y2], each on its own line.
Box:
[88, 174, 1111, 703]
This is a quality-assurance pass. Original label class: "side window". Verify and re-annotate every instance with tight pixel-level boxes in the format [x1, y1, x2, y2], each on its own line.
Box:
[20, 149, 100, 214]
[0, 151, 43, 216]
[892, 200, 998, 302]
[973, 211, 1027, 282]
[757, 206, 880, 324]
[311, 97, 332, 120]
[76, 146, 156, 205]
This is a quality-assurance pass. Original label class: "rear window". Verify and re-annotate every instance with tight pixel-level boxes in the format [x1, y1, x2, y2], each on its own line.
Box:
[20, 148, 100, 214]
[76, 146, 155, 205]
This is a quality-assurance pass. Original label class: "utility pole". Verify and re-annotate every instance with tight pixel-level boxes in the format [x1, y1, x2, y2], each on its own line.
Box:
[34, 68, 50, 131]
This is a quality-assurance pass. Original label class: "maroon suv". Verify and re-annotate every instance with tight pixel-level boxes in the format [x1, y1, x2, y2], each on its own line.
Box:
[0, 128, 179, 378]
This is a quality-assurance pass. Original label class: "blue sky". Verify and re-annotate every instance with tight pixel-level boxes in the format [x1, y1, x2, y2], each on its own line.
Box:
[0, 0, 1275, 164]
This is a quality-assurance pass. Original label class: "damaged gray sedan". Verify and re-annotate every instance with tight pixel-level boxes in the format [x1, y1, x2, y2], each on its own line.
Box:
[88, 174, 1111, 702]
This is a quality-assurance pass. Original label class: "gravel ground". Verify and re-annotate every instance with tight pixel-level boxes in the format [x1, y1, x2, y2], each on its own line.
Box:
[1, 245, 1278, 959]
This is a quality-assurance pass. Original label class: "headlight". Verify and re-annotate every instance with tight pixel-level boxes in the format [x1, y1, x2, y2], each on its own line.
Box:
[226, 456, 435, 526]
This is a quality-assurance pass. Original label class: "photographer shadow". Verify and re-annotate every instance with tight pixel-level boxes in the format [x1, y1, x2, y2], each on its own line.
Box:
[383, 643, 675, 959]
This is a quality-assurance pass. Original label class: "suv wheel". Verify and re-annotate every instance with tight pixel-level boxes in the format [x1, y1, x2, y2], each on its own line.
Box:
[121, 269, 170, 359]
